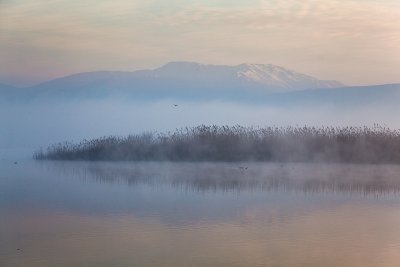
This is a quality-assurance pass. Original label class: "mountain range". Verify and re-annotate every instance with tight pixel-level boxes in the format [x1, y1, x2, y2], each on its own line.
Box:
[1, 61, 399, 105]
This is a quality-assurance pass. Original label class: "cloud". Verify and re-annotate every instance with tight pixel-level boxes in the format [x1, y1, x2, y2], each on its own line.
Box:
[0, 0, 399, 86]
[151, 0, 400, 42]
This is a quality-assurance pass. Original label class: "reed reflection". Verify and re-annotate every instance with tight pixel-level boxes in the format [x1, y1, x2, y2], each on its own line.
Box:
[45, 162, 400, 195]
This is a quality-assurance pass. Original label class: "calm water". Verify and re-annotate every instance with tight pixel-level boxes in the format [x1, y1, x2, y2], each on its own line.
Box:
[1, 160, 400, 267]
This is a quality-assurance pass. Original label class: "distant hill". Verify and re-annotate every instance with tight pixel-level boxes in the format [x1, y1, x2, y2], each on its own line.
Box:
[1, 62, 400, 106]
[0, 62, 344, 101]
[0, 83, 22, 101]
[0, 83, 16, 92]
[265, 83, 400, 106]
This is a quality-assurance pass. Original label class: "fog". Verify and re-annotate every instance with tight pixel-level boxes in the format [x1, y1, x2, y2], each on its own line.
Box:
[43, 161, 400, 195]
[1, 98, 400, 159]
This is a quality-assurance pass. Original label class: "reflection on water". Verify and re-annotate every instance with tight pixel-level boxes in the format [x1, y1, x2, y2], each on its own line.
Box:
[1, 161, 400, 267]
[47, 161, 400, 195]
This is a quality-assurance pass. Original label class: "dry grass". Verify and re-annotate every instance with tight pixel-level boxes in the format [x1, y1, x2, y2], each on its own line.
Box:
[34, 125, 400, 163]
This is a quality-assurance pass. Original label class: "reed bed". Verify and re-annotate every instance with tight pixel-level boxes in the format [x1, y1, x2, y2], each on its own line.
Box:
[34, 125, 400, 163]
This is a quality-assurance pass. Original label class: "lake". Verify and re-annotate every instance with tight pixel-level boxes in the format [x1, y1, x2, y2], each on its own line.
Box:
[1, 160, 400, 267]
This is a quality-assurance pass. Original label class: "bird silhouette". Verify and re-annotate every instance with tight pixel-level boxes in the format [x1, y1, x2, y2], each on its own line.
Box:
[173, 104, 178, 107]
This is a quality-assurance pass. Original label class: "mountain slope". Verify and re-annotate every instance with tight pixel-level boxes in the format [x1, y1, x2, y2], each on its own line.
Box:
[152, 62, 343, 90]
[0, 83, 16, 92]
[0, 83, 22, 101]
[265, 83, 400, 106]
[3, 62, 399, 106]
[18, 62, 343, 100]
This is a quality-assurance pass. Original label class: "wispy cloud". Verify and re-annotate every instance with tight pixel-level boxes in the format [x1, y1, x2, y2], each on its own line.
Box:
[0, 0, 399, 86]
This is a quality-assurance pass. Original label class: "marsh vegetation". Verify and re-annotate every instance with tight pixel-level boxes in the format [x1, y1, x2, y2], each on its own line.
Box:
[34, 125, 400, 163]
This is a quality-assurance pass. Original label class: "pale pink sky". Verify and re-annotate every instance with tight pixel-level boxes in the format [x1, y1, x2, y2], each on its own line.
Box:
[0, 0, 399, 87]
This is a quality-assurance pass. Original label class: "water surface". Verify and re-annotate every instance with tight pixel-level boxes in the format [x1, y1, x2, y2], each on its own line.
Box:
[1, 160, 400, 267]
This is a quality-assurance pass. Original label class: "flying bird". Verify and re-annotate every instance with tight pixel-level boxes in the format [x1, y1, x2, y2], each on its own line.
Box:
[173, 104, 178, 107]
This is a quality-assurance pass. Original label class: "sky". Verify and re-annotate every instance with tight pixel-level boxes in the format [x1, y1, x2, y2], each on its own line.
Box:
[0, 0, 399, 87]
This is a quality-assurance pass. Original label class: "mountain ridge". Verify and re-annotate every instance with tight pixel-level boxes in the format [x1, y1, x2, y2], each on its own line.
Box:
[28, 61, 344, 91]
[3, 62, 400, 105]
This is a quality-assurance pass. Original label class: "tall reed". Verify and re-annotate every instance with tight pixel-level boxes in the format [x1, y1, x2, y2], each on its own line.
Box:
[34, 125, 400, 163]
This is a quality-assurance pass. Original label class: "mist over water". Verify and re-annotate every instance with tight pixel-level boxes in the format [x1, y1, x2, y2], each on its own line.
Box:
[44, 161, 400, 195]
[2, 160, 400, 267]
[2, 93, 400, 266]
[1, 98, 400, 158]
[2, 97, 400, 267]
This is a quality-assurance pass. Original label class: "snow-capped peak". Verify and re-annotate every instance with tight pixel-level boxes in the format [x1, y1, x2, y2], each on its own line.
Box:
[153, 62, 344, 90]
